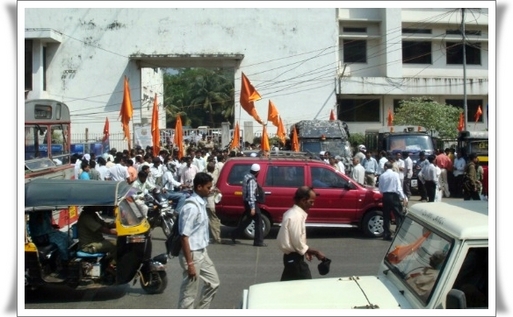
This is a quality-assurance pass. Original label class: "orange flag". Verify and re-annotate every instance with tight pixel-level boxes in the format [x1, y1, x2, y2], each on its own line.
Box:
[268, 100, 280, 127]
[291, 125, 299, 152]
[276, 116, 286, 145]
[474, 105, 483, 122]
[387, 109, 394, 127]
[329, 109, 336, 121]
[261, 124, 270, 153]
[387, 231, 431, 264]
[151, 93, 160, 157]
[119, 76, 133, 150]
[457, 112, 464, 131]
[240, 73, 263, 124]
[231, 122, 240, 150]
[173, 115, 184, 160]
[102, 117, 110, 143]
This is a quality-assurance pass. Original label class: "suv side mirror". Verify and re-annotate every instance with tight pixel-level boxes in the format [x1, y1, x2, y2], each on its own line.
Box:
[446, 289, 467, 309]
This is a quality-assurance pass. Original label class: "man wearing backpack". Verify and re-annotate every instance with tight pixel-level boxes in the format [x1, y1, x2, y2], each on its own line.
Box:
[231, 163, 266, 247]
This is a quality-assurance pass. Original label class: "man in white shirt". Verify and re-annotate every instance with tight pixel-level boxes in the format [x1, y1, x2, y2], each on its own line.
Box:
[452, 150, 466, 198]
[402, 151, 413, 199]
[277, 186, 326, 281]
[192, 150, 206, 172]
[395, 151, 405, 187]
[180, 156, 199, 190]
[419, 155, 438, 202]
[351, 157, 365, 185]
[378, 161, 408, 240]
[106, 156, 130, 182]
[334, 156, 346, 174]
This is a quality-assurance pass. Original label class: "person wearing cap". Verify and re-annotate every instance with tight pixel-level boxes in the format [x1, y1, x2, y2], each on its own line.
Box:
[277, 186, 326, 281]
[355, 145, 366, 163]
[231, 163, 266, 247]
[334, 155, 346, 174]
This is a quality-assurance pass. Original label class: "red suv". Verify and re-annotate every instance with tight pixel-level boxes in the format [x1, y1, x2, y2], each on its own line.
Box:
[215, 157, 384, 239]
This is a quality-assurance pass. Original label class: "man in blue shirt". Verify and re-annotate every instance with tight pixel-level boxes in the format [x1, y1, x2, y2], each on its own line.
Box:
[178, 172, 220, 309]
[378, 162, 408, 240]
[361, 151, 379, 187]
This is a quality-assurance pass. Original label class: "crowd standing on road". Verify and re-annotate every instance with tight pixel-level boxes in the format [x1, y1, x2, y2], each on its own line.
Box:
[64, 133, 486, 308]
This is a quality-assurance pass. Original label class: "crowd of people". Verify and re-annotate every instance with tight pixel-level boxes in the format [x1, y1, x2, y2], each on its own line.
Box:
[67, 135, 485, 309]
[343, 144, 485, 202]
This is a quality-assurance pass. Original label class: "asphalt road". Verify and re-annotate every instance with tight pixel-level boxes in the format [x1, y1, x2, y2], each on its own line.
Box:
[23, 196, 463, 312]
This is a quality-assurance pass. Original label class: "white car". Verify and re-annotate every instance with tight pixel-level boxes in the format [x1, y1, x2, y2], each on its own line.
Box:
[240, 200, 490, 310]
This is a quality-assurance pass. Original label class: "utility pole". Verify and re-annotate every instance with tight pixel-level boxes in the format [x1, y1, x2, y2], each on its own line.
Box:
[462, 8, 468, 131]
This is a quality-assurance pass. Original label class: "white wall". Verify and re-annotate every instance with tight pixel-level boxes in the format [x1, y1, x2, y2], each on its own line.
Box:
[24, 8, 338, 137]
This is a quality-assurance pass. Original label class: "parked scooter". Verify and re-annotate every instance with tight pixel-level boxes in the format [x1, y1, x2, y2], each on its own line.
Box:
[25, 179, 168, 294]
[144, 187, 177, 238]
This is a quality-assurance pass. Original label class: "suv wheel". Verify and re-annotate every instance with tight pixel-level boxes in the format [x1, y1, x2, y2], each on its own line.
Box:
[243, 214, 271, 239]
[362, 210, 384, 238]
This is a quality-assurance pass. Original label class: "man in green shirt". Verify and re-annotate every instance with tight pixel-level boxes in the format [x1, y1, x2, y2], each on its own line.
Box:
[77, 206, 117, 264]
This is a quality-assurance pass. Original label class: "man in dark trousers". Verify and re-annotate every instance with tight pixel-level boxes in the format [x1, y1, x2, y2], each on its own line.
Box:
[415, 151, 429, 201]
[378, 162, 408, 240]
[463, 153, 481, 201]
[277, 186, 326, 281]
[231, 163, 266, 246]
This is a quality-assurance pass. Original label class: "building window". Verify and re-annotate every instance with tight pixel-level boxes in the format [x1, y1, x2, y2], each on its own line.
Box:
[25, 39, 33, 92]
[446, 29, 481, 36]
[445, 99, 484, 122]
[402, 28, 432, 34]
[403, 41, 432, 64]
[42, 46, 47, 91]
[446, 42, 481, 65]
[338, 98, 380, 122]
[343, 27, 366, 33]
[343, 40, 367, 63]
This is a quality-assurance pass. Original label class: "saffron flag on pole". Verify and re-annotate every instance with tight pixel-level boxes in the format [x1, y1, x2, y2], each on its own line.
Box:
[276, 116, 286, 145]
[474, 105, 483, 122]
[261, 124, 270, 154]
[387, 109, 394, 126]
[151, 93, 160, 157]
[291, 125, 299, 152]
[119, 76, 133, 150]
[173, 115, 184, 160]
[240, 72, 263, 124]
[231, 122, 240, 150]
[267, 100, 280, 127]
[329, 109, 336, 121]
[457, 112, 464, 131]
[102, 117, 110, 153]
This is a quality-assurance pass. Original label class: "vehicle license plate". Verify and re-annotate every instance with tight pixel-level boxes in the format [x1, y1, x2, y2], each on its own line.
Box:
[411, 179, 417, 187]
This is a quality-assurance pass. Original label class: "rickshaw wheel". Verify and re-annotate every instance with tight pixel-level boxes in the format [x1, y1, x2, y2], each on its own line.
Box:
[141, 271, 167, 294]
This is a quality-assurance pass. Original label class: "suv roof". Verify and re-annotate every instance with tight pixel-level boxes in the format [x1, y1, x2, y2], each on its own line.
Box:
[408, 201, 488, 240]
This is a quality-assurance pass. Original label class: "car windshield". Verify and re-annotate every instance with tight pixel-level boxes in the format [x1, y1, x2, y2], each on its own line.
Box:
[384, 217, 452, 305]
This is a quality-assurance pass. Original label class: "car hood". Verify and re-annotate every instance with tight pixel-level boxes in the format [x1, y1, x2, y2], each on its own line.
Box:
[244, 275, 407, 309]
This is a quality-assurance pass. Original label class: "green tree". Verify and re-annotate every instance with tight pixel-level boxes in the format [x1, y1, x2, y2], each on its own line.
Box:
[163, 68, 234, 128]
[393, 97, 462, 139]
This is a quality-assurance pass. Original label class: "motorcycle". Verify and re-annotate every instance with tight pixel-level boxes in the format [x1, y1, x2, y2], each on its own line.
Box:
[144, 187, 177, 238]
[25, 178, 168, 294]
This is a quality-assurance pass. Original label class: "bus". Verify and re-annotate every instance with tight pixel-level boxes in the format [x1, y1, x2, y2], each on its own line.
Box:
[25, 99, 78, 228]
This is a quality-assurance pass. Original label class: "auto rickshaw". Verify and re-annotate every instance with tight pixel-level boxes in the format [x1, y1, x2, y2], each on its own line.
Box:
[24, 178, 168, 294]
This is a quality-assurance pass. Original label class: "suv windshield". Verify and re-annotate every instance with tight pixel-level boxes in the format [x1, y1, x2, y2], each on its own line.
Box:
[385, 217, 452, 305]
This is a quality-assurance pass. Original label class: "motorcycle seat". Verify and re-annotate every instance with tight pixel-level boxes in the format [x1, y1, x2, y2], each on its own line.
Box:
[76, 250, 105, 258]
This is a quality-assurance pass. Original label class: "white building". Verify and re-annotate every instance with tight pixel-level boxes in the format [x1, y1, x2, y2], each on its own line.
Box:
[23, 6, 491, 143]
